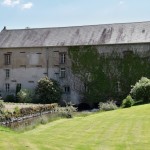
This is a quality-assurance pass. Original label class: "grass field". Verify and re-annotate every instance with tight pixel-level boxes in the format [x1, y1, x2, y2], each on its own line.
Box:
[0, 104, 150, 150]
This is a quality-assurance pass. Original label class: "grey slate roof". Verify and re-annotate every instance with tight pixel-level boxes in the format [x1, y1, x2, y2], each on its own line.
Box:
[0, 21, 150, 48]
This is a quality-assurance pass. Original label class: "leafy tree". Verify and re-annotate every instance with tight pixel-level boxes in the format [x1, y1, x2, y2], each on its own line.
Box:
[130, 77, 150, 103]
[35, 77, 62, 104]
[17, 89, 34, 103]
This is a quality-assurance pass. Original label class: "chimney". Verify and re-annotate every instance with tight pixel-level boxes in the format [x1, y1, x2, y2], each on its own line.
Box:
[3, 26, 6, 30]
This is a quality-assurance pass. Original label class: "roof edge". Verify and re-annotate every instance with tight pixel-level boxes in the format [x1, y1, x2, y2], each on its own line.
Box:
[3, 20, 150, 31]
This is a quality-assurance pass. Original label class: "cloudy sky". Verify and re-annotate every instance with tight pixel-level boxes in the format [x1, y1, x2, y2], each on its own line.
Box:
[0, 0, 150, 30]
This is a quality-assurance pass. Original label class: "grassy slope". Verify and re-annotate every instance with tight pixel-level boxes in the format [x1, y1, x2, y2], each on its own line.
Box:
[0, 104, 150, 150]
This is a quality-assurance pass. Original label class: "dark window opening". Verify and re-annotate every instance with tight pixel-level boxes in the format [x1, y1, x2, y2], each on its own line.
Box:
[5, 69, 10, 78]
[5, 83, 10, 92]
[28, 81, 34, 83]
[4, 54, 11, 65]
[64, 86, 70, 94]
[16, 83, 21, 94]
[59, 53, 66, 64]
[60, 68, 66, 78]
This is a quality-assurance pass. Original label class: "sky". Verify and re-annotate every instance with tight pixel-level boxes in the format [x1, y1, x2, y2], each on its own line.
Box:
[0, 0, 150, 30]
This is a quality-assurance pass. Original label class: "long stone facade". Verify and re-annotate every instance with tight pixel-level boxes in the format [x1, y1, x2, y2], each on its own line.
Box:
[0, 21, 150, 104]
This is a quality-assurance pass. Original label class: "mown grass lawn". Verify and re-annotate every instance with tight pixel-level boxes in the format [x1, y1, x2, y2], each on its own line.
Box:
[0, 104, 150, 150]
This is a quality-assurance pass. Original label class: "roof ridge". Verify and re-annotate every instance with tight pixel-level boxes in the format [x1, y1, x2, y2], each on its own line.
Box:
[3, 20, 150, 31]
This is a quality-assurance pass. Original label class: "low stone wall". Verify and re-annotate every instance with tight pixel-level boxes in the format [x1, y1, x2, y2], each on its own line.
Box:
[0, 110, 55, 125]
[0, 103, 58, 126]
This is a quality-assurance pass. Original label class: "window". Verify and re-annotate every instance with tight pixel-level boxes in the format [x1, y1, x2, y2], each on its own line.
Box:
[4, 54, 11, 65]
[17, 83, 21, 89]
[5, 69, 10, 78]
[16, 83, 21, 93]
[64, 86, 70, 94]
[60, 68, 66, 78]
[5, 83, 10, 92]
[59, 53, 66, 64]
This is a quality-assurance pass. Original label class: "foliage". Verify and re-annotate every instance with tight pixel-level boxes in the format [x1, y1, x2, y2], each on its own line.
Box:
[130, 77, 150, 103]
[16, 84, 21, 96]
[17, 89, 34, 103]
[13, 106, 21, 118]
[55, 105, 77, 118]
[68, 46, 109, 102]
[35, 77, 62, 104]
[0, 103, 58, 122]
[19, 103, 58, 117]
[0, 100, 5, 114]
[122, 95, 134, 108]
[68, 46, 150, 103]
[4, 95, 16, 102]
[99, 101, 118, 111]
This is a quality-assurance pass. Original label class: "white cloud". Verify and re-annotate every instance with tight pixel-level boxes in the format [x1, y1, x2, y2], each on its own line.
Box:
[2, 0, 20, 7]
[119, 1, 125, 5]
[22, 2, 33, 9]
[1, 0, 33, 10]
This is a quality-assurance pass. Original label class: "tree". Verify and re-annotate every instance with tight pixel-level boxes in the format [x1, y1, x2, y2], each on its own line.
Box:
[35, 77, 62, 104]
[130, 77, 150, 103]
[17, 89, 34, 103]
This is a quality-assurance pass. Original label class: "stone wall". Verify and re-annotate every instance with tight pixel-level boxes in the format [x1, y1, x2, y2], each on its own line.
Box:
[0, 43, 149, 104]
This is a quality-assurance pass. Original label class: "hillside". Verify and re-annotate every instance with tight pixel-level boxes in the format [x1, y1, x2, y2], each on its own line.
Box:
[0, 104, 150, 150]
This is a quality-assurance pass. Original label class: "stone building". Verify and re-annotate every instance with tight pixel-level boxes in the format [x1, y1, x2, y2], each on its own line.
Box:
[0, 21, 150, 104]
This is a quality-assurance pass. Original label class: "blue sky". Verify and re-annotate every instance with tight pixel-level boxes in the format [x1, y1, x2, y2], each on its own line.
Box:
[0, 0, 150, 30]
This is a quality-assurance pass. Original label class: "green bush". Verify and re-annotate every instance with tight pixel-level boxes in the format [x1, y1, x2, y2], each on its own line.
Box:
[0, 100, 5, 113]
[99, 101, 118, 111]
[55, 105, 77, 118]
[4, 94, 15, 102]
[122, 95, 134, 108]
[35, 77, 62, 104]
[13, 106, 21, 118]
[130, 77, 150, 103]
[17, 89, 34, 103]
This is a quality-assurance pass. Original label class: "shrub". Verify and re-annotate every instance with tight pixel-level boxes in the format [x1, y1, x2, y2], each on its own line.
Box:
[4, 94, 16, 102]
[130, 77, 150, 103]
[0, 100, 5, 113]
[99, 101, 118, 111]
[122, 95, 134, 108]
[17, 89, 34, 103]
[41, 116, 49, 124]
[55, 105, 77, 118]
[35, 77, 62, 104]
[13, 106, 20, 118]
